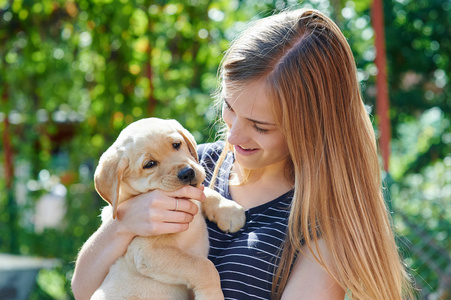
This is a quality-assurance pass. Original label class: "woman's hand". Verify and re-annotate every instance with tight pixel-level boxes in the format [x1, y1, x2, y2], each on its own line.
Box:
[115, 185, 206, 237]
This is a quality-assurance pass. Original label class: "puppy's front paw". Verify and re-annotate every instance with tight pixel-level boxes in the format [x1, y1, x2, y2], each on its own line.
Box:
[203, 187, 246, 233]
[216, 200, 246, 233]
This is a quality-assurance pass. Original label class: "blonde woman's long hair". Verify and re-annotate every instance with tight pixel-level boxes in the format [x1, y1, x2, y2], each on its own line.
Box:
[210, 8, 413, 300]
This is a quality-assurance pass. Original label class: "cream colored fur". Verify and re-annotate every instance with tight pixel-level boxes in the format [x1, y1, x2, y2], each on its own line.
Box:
[91, 118, 245, 300]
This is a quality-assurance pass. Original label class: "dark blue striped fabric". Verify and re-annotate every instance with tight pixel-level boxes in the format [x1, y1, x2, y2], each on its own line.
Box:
[198, 142, 293, 300]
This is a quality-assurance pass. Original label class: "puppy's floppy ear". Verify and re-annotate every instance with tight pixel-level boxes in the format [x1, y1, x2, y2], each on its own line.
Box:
[178, 127, 199, 162]
[94, 150, 128, 219]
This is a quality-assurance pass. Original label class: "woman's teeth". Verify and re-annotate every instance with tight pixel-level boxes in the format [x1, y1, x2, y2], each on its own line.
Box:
[240, 146, 255, 150]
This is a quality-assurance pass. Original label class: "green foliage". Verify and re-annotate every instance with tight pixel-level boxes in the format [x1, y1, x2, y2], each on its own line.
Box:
[0, 0, 449, 298]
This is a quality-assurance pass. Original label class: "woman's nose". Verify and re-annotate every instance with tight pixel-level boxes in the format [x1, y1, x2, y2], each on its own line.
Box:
[227, 119, 248, 145]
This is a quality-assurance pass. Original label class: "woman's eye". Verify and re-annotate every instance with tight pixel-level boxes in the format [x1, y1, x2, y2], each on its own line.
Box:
[253, 124, 269, 134]
[143, 160, 158, 169]
[173, 142, 181, 150]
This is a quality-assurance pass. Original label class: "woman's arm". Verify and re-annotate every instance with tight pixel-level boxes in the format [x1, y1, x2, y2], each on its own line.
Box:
[281, 239, 345, 300]
[71, 215, 133, 300]
[71, 186, 205, 300]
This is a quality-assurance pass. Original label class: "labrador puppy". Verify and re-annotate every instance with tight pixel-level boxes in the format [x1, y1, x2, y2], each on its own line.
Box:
[90, 118, 245, 300]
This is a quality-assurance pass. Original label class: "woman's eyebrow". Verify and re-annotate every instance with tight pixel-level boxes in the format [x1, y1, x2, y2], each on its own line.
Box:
[249, 118, 275, 126]
[224, 98, 276, 126]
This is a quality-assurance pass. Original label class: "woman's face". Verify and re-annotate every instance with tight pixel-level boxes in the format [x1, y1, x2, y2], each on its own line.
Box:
[222, 80, 290, 172]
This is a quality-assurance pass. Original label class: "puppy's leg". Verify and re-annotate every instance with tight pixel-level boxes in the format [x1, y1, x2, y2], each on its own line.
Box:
[130, 245, 224, 300]
[202, 187, 246, 233]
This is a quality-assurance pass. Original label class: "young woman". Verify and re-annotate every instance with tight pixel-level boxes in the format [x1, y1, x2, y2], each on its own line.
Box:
[72, 8, 413, 300]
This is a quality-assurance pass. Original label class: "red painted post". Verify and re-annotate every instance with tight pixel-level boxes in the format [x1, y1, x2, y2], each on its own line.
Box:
[372, 0, 391, 172]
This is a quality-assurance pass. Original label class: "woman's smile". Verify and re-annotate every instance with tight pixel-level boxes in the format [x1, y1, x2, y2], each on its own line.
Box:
[234, 145, 260, 156]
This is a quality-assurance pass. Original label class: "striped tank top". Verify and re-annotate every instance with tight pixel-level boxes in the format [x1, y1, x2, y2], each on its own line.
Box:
[198, 142, 293, 300]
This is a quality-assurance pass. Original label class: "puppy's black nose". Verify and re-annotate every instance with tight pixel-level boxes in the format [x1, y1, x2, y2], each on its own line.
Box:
[177, 167, 195, 183]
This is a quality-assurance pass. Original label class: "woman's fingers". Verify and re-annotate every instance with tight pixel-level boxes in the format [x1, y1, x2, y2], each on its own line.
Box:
[142, 200, 197, 235]
[169, 198, 199, 215]
[148, 222, 190, 236]
[166, 185, 206, 203]
[151, 188, 202, 216]
[162, 209, 195, 224]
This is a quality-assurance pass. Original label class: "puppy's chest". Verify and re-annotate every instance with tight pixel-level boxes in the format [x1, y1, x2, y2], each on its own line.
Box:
[172, 210, 209, 256]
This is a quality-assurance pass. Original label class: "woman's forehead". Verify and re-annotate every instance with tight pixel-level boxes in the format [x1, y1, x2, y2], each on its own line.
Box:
[223, 80, 268, 101]
[223, 80, 277, 124]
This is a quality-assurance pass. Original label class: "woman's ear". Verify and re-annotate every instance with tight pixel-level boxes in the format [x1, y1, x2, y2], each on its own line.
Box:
[94, 150, 129, 219]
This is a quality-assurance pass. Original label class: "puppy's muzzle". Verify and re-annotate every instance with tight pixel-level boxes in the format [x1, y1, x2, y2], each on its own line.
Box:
[177, 167, 197, 186]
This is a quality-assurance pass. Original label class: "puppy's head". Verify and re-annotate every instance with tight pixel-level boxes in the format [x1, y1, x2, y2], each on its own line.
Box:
[94, 118, 205, 219]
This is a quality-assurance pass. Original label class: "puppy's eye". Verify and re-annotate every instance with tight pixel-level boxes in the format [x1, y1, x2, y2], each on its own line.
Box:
[172, 142, 181, 150]
[143, 160, 157, 169]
